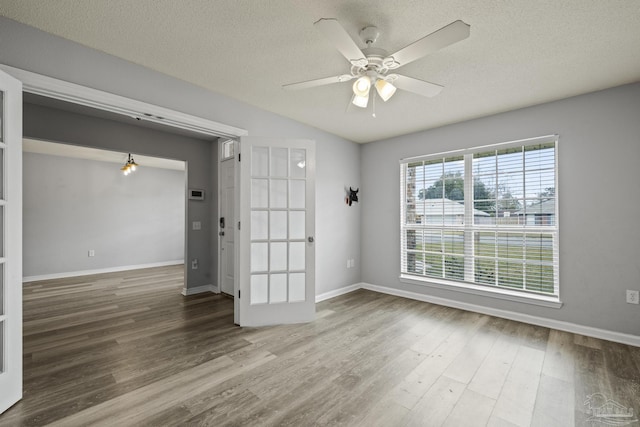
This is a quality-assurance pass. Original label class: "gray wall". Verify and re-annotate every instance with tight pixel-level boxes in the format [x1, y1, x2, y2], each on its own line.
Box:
[361, 82, 640, 336]
[1, 17, 361, 295]
[1, 16, 638, 336]
[23, 151, 185, 278]
[23, 103, 212, 288]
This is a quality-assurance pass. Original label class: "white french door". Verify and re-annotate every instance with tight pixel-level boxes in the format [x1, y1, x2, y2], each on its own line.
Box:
[238, 137, 315, 326]
[0, 70, 23, 413]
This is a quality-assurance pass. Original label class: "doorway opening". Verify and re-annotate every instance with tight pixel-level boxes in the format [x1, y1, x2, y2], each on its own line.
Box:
[22, 138, 187, 285]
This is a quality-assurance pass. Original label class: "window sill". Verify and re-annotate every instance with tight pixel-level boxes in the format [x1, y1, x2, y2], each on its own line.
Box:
[399, 274, 563, 309]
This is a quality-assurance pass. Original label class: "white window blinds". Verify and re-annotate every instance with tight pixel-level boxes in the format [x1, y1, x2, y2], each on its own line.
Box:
[400, 136, 559, 297]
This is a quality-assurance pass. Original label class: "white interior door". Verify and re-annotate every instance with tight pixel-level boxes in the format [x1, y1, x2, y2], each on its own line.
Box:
[219, 157, 235, 296]
[0, 70, 23, 413]
[238, 137, 315, 327]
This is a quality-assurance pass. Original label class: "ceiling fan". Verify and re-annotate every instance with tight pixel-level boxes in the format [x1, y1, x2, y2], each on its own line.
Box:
[283, 18, 470, 109]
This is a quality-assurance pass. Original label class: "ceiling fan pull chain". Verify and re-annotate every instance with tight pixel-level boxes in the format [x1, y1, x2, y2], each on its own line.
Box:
[372, 89, 377, 118]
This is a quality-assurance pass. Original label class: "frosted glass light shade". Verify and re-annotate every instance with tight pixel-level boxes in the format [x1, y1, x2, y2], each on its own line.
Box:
[352, 76, 371, 97]
[375, 79, 397, 102]
[352, 94, 369, 108]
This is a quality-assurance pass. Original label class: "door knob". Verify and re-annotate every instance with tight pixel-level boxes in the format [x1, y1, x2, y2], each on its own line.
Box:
[308, 236, 314, 243]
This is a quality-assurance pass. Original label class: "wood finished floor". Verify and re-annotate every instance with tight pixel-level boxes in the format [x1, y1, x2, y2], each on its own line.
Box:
[1, 265, 639, 426]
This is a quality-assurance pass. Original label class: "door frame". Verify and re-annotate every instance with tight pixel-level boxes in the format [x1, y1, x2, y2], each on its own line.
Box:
[0, 65, 248, 140]
[2, 63, 248, 295]
[1, 64, 249, 322]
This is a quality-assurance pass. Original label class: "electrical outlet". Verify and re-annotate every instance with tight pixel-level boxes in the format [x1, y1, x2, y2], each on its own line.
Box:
[346, 259, 350, 269]
[191, 258, 199, 270]
[88, 250, 95, 257]
[192, 221, 201, 230]
[626, 290, 639, 304]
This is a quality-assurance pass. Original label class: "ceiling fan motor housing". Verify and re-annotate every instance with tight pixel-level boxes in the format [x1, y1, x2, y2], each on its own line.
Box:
[359, 25, 380, 46]
[351, 47, 392, 82]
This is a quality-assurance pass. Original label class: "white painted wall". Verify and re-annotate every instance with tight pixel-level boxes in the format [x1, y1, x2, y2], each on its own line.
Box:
[361, 83, 640, 336]
[23, 151, 185, 279]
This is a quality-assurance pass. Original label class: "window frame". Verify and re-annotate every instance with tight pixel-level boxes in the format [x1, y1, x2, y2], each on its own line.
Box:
[399, 135, 561, 307]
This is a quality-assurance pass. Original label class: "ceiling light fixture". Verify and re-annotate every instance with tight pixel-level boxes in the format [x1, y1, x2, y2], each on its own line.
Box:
[375, 79, 397, 102]
[121, 153, 139, 176]
[352, 76, 371, 108]
[352, 93, 369, 108]
[352, 76, 371, 96]
[352, 75, 398, 108]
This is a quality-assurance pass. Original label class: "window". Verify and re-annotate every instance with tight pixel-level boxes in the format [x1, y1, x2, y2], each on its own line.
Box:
[400, 136, 558, 301]
[220, 139, 235, 160]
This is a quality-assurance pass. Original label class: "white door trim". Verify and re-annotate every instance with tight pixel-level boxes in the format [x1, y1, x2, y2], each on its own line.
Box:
[0, 64, 248, 139]
[0, 68, 23, 414]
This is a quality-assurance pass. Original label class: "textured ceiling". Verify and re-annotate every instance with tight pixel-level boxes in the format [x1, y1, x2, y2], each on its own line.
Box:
[2, 0, 640, 143]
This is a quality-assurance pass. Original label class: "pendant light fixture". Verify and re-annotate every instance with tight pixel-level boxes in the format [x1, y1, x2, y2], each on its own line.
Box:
[121, 153, 139, 176]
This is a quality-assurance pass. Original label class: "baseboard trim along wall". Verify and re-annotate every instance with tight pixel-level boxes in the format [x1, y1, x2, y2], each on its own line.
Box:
[22, 260, 185, 283]
[318, 282, 640, 348]
[181, 284, 219, 296]
[315, 283, 362, 303]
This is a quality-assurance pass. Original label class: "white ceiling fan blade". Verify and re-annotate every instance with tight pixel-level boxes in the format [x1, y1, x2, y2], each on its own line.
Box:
[392, 75, 444, 98]
[314, 18, 367, 66]
[283, 74, 354, 90]
[387, 20, 470, 69]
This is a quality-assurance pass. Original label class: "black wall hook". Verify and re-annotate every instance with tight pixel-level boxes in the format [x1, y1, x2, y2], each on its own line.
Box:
[346, 187, 359, 206]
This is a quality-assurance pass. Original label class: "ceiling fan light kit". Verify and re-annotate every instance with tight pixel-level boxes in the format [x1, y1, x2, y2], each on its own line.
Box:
[283, 18, 470, 112]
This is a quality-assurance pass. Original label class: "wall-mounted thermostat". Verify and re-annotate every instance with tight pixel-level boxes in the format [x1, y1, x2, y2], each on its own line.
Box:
[189, 189, 205, 200]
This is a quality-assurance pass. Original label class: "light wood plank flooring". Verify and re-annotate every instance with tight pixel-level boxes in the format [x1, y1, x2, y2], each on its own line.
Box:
[1, 265, 639, 426]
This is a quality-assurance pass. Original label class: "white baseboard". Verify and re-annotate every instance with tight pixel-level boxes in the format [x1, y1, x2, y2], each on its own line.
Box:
[315, 283, 363, 303]
[360, 283, 640, 348]
[23, 260, 184, 283]
[182, 284, 219, 296]
[315, 281, 640, 347]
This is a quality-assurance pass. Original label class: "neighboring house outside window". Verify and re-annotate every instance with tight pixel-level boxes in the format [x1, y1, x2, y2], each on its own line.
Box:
[400, 136, 559, 304]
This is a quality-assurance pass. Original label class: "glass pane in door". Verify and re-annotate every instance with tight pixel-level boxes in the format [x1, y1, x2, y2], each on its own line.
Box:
[270, 211, 287, 239]
[250, 275, 268, 304]
[290, 149, 306, 178]
[0, 264, 3, 316]
[270, 274, 287, 303]
[270, 148, 288, 177]
[289, 273, 305, 302]
[0, 322, 4, 372]
[0, 207, 3, 258]
[0, 148, 3, 200]
[249, 145, 307, 305]
[0, 91, 3, 142]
